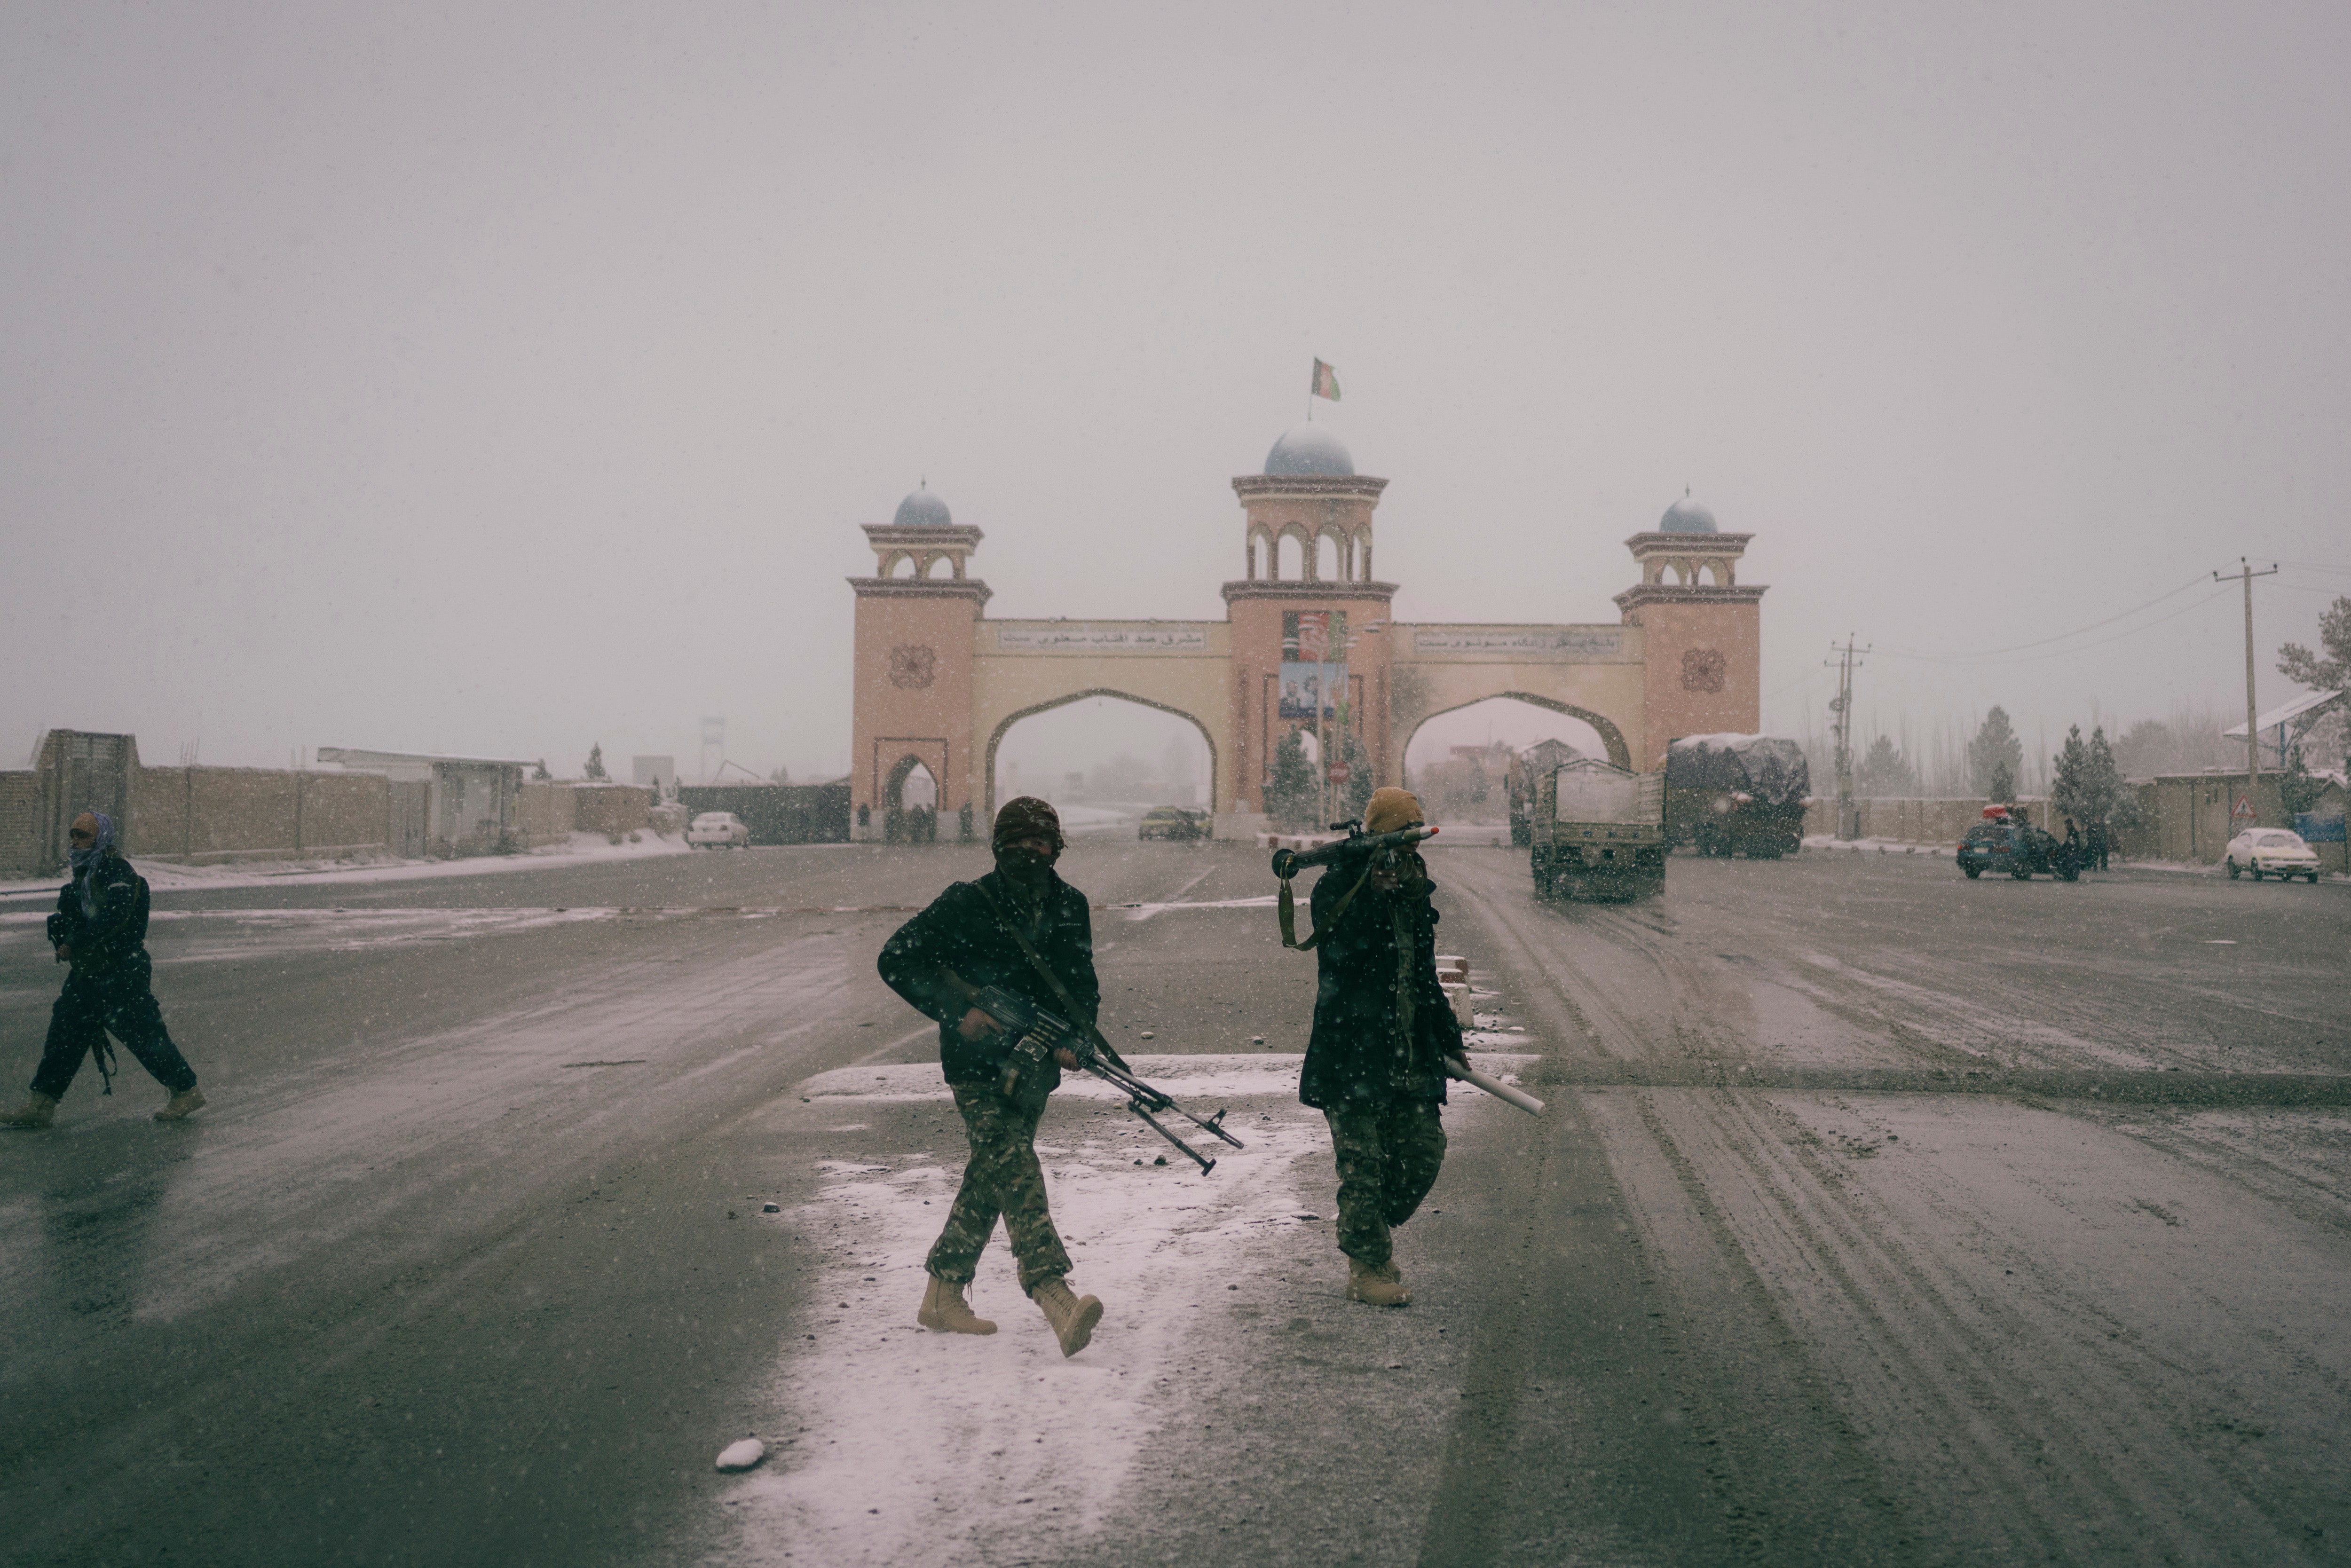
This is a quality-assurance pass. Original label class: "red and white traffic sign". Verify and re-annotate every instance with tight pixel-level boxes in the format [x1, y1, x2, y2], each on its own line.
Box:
[1326, 762, 1351, 785]
[2232, 794, 2256, 820]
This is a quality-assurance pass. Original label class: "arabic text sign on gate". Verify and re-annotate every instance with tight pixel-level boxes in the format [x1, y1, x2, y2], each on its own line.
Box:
[993, 624, 1210, 653]
[1407, 626, 1627, 659]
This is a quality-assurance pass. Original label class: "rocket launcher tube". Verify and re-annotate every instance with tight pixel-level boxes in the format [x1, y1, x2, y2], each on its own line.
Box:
[1442, 1053, 1545, 1115]
[1269, 823, 1438, 881]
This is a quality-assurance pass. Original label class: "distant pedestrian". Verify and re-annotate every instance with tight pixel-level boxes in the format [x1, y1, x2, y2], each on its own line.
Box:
[877, 796, 1106, 1356]
[1299, 788, 1460, 1307]
[1, 812, 205, 1130]
[2087, 819, 2111, 871]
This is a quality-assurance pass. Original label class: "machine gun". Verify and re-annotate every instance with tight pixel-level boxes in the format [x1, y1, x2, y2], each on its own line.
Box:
[964, 985, 1245, 1175]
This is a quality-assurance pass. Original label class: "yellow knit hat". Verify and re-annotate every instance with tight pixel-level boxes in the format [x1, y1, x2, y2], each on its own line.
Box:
[1363, 788, 1424, 835]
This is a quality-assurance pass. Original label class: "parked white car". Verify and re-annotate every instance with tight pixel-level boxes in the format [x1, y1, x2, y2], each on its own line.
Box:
[687, 811, 752, 850]
[2224, 827, 2320, 882]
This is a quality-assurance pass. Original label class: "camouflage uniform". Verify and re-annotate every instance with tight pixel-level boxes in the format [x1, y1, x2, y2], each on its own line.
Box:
[1299, 853, 1461, 1268]
[927, 1084, 1073, 1293]
[878, 857, 1097, 1295]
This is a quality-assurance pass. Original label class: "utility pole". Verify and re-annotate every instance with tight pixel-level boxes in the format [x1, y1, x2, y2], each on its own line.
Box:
[2213, 559, 2278, 825]
[1825, 635, 1870, 840]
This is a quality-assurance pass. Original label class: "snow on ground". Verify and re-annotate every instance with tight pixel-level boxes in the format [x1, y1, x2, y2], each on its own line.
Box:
[715, 1052, 1534, 1568]
[0, 829, 693, 899]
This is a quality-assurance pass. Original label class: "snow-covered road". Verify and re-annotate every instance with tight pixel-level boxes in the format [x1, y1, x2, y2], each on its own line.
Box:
[721, 1055, 1531, 1568]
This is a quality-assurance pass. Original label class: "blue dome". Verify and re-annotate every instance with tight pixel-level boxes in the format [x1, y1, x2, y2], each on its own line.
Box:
[1658, 494, 1718, 534]
[893, 487, 953, 528]
[1264, 424, 1355, 477]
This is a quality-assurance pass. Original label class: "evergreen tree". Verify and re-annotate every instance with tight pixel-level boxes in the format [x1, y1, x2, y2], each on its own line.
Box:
[531, 758, 551, 781]
[1855, 735, 1919, 797]
[1970, 708, 2022, 798]
[583, 743, 607, 781]
[2276, 594, 2351, 692]
[2084, 727, 2123, 826]
[1338, 727, 1375, 822]
[1266, 729, 1318, 829]
[2277, 594, 2351, 775]
[2279, 744, 2326, 819]
[2050, 725, 2097, 827]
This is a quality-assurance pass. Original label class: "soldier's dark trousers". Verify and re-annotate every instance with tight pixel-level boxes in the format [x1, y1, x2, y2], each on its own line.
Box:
[1325, 1099, 1447, 1267]
[927, 1084, 1073, 1296]
[31, 953, 196, 1102]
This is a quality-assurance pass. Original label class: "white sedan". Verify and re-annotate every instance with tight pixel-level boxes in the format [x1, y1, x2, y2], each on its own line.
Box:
[2224, 827, 2321, 883]
[686, 812, 752, 850]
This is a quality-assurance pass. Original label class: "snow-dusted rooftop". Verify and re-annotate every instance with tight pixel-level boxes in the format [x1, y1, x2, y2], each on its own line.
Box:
[1263, 423, 1355, 477]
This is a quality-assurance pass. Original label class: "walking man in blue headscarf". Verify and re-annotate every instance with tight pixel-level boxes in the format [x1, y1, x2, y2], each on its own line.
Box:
[1, 811, 205, 1130]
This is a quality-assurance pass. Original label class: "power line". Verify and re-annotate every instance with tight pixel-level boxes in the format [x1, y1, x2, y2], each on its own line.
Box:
[1877, 585, 2233, 667]
[1876, 572, 2210, 664]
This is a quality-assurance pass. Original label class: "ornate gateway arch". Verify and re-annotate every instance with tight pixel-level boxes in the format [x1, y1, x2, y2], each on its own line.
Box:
[846, 434, 1766, 837]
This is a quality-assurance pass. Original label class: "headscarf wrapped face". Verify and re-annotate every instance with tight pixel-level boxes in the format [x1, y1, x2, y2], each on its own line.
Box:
[69, 811, 115, 917]
[991, 796, 1064, 891]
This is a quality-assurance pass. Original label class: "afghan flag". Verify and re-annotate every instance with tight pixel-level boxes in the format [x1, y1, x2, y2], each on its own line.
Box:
[1310, 359, 1341, 401]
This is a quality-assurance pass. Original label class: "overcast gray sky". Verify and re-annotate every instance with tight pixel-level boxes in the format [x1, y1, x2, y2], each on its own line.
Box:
[6, 1, 2347, 781]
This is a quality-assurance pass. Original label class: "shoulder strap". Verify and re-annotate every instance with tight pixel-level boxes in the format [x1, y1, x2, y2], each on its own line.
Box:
[1278, 862, 1376, 951]
[971, 882, 1130, 1071]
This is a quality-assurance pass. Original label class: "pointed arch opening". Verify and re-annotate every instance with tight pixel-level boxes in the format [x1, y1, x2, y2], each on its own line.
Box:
[984, 689, 1218, 827]
[1400, 694, 1632, 826]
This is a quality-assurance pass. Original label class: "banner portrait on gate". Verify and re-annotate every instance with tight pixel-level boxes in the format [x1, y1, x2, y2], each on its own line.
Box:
[1279, 610, 1348, 719]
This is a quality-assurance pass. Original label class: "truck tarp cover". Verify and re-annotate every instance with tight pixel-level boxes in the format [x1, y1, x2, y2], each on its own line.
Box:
[1552, 759, 1661, 823]
[1666, 734, 1810, 808]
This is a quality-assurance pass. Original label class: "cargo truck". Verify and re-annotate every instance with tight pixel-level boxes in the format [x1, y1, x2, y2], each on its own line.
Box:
[1664, 734, 1809, 859]
[1530, 758, 1667, 900]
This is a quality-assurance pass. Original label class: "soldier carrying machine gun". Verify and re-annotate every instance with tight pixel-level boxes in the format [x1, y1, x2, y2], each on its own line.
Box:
[951, 980, 1244, 1175]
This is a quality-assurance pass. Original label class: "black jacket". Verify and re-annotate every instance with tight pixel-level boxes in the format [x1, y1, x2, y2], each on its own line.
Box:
[1299, 857, 1460, 1110]
[877, 869, 1100, 1090]
[46, 851, 151, 976]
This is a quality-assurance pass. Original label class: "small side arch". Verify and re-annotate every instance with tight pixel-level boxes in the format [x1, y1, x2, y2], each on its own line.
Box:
[883, 753, 937, 809]
[982, 688, 1219, 822]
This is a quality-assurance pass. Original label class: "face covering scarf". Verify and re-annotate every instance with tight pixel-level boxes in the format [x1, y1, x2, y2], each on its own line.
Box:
[70, 812, 116, 919]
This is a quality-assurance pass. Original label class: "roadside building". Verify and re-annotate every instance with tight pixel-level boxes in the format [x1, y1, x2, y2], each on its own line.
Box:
[314, 748, 534, 856]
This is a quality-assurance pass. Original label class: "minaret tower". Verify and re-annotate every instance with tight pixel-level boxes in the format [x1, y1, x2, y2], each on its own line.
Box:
[1221, 425, 1397, 815]
[1613, 493, 1767, 768]
[846, 486, 988, 838]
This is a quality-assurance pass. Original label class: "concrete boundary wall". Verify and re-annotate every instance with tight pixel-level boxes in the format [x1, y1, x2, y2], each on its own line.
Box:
[125, 766, 411, 865]
[0, 772, 38, 877]
[570, 784, 652, 839]
[2, 731, 585, 874]
[1803, 796, 2048, 845]
[515, 781, 577, 848]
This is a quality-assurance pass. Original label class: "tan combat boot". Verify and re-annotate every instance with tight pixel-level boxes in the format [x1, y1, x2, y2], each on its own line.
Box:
[154, 1087, 206, 1123]
[1346, 1258, 1410, 1307]
[0, 1092, 58, 1130]
[916, 1275, 997, 1335]
[1032, 1277, 1103, 1357]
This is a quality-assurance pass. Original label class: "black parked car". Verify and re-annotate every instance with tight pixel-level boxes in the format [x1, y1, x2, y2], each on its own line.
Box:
[1958, 818, 2081, 881]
